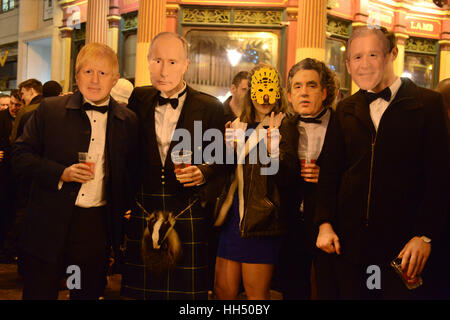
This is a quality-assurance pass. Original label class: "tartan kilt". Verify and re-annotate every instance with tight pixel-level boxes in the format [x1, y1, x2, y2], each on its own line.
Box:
[120, 191, 210, 300]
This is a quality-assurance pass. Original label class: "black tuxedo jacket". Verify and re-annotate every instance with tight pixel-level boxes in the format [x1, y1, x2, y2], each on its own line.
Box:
[127, 85, 226, 201]
[279, 110, 337, 253]
[12, 91, 138, 263]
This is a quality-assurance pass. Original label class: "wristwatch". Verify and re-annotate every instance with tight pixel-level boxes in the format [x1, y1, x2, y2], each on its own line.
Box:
[420, 235, 432, 243]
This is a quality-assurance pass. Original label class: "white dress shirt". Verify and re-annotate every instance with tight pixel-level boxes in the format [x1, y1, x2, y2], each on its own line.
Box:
[155, 82, 187, 165]
[369, 77, 402, 131]
[59, 97, 109, 208]
[297, 108, 331, 161]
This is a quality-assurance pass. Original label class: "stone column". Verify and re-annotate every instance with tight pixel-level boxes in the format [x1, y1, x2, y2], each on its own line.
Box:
[394, 33, 408, 78]
[59, 26, 74, 93]
[86, 0, 109, 45]
[134, 0, 166, 87]
[107, 0, 121, 53]
[296, 0, 327, 62]
[438, 3, 450, 81]
[439, 41, 450, 81]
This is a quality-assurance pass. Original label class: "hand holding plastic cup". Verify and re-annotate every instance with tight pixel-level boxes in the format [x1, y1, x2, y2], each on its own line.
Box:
[78, 152, 97, 179]
[171, 150, 192, 174]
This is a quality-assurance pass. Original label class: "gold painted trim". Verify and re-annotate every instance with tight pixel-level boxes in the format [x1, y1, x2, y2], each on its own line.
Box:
[352, 22, 367, 28]
[286, 7, 298, 19]
[59, 26, 74, 31]
[107, 15, 122, 22]
[394, 33, 409, 40]
[167, 4, 180, 10]
[180, 0, 288, 5]
[438, 40, 450, 45]
[59, 0, 87, 7]
[167, 4, 180, 15]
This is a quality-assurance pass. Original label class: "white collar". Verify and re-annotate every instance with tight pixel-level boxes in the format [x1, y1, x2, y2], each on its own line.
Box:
[83, 96, 110, 107]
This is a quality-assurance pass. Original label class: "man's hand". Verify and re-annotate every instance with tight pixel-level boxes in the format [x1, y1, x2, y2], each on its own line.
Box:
[301, 163, 320, 183]
[175, 165, 205, 187]
[398, 236, 431, 278]
[60, 163, 93, 183]
[0, 150, 3, 162]
[316, 222, 341, 254]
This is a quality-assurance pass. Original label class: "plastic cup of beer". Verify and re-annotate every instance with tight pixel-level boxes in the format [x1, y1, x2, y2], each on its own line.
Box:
[78, 152, 97, 178]
[300, 157, 316, 168]
[171, 150, 192, 173]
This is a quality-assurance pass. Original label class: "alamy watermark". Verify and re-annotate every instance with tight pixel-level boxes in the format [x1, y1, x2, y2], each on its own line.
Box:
[171, 121, 280, 176]
[66, 265, 81, 290]
[366, 265, 381, 290]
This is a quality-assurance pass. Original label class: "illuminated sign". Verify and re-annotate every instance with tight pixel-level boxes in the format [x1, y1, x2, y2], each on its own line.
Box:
[405, 16, 440, 38]
[410, 21, 434, 32]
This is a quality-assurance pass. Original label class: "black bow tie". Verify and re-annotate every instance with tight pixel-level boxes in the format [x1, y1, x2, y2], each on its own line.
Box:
[364, 87, 391, 104]
[297, 107, 329, 124]
[158, 87, 187, 109]
[83, 102, 108, 114]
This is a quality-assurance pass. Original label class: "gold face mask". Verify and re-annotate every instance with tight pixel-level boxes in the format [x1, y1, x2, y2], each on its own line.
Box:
[250, 67, 281, 104]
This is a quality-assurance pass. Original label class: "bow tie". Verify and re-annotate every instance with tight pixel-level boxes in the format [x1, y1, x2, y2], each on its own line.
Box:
[297, 107, 328, 124]
[83, 102, 108, 114]
[364, 87, 391, 104]
[158, 87, 187, 109]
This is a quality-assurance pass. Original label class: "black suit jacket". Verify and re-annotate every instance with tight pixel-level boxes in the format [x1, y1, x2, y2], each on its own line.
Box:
[279, 110, 336, 253]
[12, 91, 138, 263]
[127, 85, 226, 204]
[0, 109, 14, 195]
[316, 78, 449, 264]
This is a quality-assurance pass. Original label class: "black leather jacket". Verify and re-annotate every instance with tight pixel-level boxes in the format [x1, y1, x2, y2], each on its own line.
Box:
[214, 140, 288, 238]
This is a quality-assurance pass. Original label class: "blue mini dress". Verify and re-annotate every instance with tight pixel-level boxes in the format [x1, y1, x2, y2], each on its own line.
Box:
[216, 123, 282, 264]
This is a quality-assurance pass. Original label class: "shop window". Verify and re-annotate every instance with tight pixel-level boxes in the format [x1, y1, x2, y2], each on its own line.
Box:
[1, 0, 14, 13]
[122, 33, 136, 82]
[184, 28, 280, 100]
[403, 54, 434, 89]
[325, 38, 350, 96]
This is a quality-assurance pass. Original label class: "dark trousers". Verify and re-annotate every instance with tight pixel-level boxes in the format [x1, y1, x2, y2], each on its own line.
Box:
[22, 206, 108, 300]
[279, 250, 313, 300]
[314, 250, 339, 299]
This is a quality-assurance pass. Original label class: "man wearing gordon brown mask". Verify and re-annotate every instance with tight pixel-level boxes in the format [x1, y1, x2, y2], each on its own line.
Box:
[315, 26, 449, 299]
[277, 58, 339, 300]
[121, 32, 225, 300]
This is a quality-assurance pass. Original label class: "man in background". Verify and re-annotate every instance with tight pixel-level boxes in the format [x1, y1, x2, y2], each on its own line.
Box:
[0, 90, 23, 261]
[0, 94, 10, 111]
[223, 71, 249, 122]
[10, 79, 43, 142]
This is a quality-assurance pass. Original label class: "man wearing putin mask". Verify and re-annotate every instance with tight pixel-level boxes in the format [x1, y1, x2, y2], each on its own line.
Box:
[13, 43, 138, 300]
[120, 32, 225, 300]
[315, 26, 449, 299]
